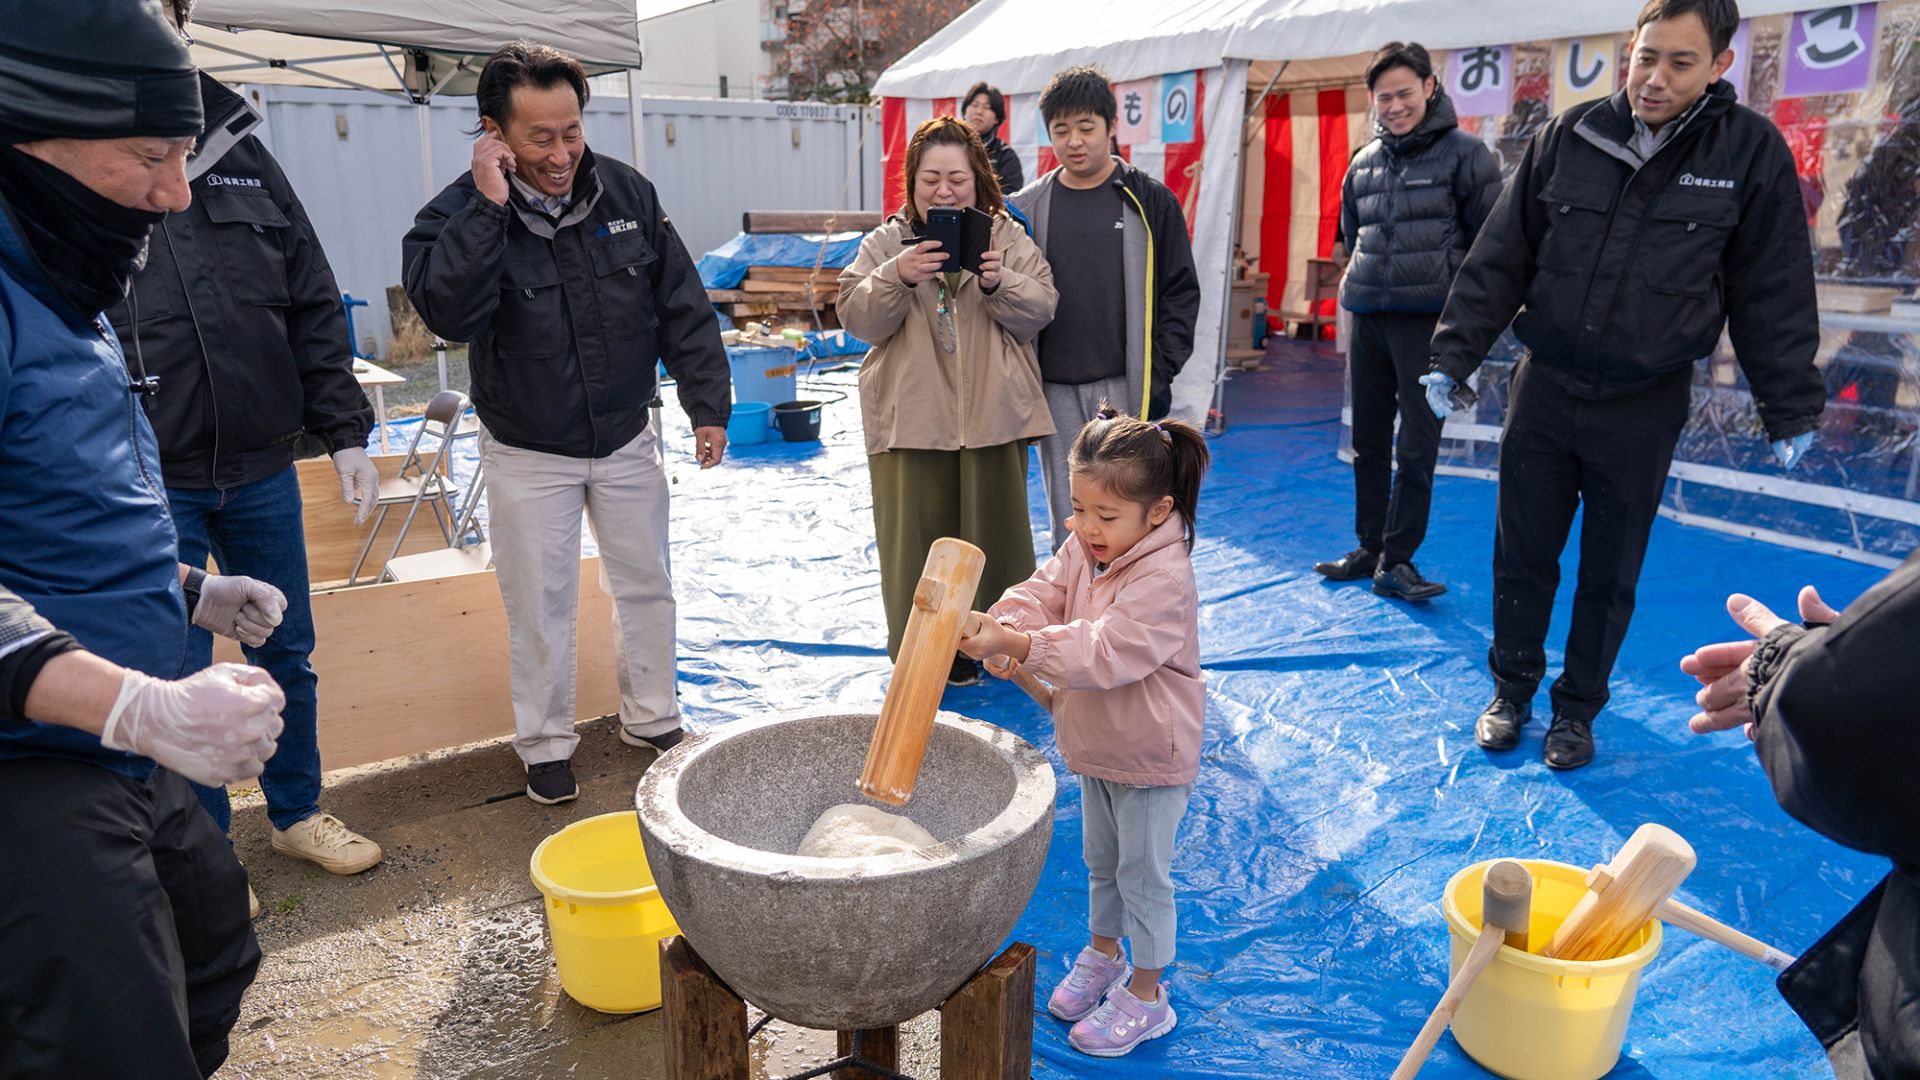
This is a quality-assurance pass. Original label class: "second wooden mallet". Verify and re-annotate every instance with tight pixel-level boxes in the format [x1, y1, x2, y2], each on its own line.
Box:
[1392, 860, 1533, 1080]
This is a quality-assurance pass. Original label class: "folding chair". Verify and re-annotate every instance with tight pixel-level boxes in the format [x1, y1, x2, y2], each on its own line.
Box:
[347, 389, 468, 585]
[381, 455, 493, 582]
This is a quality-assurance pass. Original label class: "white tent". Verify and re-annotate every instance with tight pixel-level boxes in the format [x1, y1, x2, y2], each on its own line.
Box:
[873, 0, 1826, 425]
[188, 0, 687, 98]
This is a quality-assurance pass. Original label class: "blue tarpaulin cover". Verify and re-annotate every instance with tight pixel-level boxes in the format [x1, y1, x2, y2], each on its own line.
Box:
[696, 230, 868, 289]
[385, 345, 1889, 1076]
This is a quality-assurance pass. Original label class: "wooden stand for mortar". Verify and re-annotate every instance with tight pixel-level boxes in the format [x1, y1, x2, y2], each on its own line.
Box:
[660, 935, 1035, 1080]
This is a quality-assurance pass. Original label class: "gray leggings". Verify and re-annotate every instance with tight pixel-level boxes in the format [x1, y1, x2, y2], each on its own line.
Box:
[1081, 775, 1193, 971]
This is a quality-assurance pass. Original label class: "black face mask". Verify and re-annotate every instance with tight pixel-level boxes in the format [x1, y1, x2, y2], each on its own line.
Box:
[0, 143, 162, 321]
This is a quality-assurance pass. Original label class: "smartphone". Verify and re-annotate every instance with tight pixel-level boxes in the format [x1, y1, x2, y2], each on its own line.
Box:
[959, 206, 994, 276]
[922, 208, 964, 274]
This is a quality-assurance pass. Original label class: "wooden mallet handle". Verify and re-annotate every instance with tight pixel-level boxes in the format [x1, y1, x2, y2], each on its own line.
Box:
[1392, 861, 1532, 1080]
[968, 614, 1055, 712]
[1585, 867, 1797, 971]
[858, 539, 985, 805]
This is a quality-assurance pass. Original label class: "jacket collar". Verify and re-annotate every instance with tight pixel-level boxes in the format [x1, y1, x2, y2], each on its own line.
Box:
[186, 73, 262, 182]
[1378, 88, 1460, 159]
[1070, 510, 1188, 576]
[507, 146, 604, 238]
[1578, 79, 1733, 160]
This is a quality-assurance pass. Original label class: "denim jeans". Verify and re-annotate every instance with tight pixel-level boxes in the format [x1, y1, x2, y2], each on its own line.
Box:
[168, 466, 321, 833]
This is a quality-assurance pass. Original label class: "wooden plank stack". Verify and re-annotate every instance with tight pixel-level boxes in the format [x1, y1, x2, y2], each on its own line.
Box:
[709, 265, 844, 328]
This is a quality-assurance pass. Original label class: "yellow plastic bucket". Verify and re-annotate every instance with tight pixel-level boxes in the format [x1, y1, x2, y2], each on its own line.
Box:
[1441, 859, 1663, 1080]
[530, 811, 681, 1013]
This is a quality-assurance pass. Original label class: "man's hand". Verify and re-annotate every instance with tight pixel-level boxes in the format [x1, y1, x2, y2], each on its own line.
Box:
[193, 575, 287, 648]
[471, 134, 516, 207]
[100, 664, 286, 787]
[1419, 371, 1458, 419]
[1680, 587, 1837, 736]
[976, 249, 1004, 291]
[332, 446, 380, 525]
[895, 240, 949, 286]
[1771, 432, 1814, 470]
[693, 426, 728, 469]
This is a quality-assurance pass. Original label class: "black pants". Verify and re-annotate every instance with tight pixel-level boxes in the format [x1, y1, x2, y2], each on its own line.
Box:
[0, 758, 260, 1079]
[1489, 358, 1693, 722]
[1349, 311, 1445, 565]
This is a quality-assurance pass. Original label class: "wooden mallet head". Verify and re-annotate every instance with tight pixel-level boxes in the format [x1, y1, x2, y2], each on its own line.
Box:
[1481, 860, 1533, 951]
[1543, 823, 1696, 962]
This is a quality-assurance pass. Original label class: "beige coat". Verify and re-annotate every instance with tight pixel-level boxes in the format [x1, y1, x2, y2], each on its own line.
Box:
[838, 213, 1058, 456]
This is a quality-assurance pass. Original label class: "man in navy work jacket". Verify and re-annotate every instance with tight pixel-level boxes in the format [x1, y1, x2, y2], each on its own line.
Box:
[109, 0, 385, 903]
[0, 1, 294, 1073]
[1428, 0, 1825, 770]
[404, 42, 731, 806]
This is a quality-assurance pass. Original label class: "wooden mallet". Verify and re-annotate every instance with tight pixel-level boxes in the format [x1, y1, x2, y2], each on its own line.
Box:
[857, 538, 985, 806]
[1392, 859, 1533, 1080]
[1551, 823, 1798, 970]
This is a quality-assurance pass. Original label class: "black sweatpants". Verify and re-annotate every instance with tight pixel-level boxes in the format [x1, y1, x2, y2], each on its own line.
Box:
[1348, 311, 1446, 565]
[0, 757, 260, 1079]
[1489, 358, 1693, 722]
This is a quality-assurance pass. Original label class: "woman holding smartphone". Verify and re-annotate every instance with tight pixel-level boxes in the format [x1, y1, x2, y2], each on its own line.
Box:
[839, 116, 1059, 686]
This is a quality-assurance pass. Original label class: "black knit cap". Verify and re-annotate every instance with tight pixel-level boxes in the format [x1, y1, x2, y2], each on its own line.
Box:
[0, 0, 203, 142]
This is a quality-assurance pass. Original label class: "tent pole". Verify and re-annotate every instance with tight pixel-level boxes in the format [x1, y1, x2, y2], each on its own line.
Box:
[1211, 61, 1286, 430]
[626, 69, 647, 171]
[418, 101, 450, 391]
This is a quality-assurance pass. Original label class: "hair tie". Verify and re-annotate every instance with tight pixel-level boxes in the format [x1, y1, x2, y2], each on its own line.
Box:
[1152, 421, 1172, 444]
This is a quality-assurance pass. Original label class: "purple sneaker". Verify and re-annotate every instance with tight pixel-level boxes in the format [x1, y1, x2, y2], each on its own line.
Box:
[1046, 946, 1131, 1022]
[1068, 984, 1176, 1058]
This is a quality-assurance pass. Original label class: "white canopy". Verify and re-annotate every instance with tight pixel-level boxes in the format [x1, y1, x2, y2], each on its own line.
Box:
[189, 0, 663, 97]
[875, 0, 1827, 99]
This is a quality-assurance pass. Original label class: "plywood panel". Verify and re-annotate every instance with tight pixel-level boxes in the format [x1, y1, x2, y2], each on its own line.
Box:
[215, 557, 617, 772]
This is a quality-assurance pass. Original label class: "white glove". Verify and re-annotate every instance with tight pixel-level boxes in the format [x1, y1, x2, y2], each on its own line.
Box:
[100, 664, 286, 786]
[193, 574, 287, 648]
[332, 446, 381, 525]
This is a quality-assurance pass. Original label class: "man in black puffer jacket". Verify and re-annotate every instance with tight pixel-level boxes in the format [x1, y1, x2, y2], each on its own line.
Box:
[1430, 0, 1825, 769]
[1315, 43, 1500, 602]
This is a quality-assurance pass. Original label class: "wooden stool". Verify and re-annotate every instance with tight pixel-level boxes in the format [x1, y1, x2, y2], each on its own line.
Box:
[660, 936, 1036, 1080]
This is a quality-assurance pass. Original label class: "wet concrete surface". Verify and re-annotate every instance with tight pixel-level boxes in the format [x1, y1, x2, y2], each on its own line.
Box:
[223, 718, 942, 1079]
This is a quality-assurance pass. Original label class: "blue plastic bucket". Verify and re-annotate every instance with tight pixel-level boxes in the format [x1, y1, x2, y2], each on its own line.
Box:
[727, 346, 798, 407]
[728, 401, 772, 445]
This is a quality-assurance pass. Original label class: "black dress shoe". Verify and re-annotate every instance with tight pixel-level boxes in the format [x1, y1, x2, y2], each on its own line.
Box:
[1313, 548, 1380, 581]
[1372, 561, 1447, 601]
[1543, 715, 1595, 770]
[1475, 696, 1531, 751]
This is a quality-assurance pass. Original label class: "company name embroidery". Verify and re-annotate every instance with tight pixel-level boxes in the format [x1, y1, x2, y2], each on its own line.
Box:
[1678, 173, 1735, 189]
[205, 174, 263, 188]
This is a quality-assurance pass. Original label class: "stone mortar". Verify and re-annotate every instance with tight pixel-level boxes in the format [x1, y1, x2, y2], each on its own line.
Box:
[635, 712, 1054, 1031]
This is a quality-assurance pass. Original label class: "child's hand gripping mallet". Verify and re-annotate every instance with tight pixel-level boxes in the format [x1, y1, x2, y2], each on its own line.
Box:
[1392, 859, 1533, 1080]
[962, 613, 1054, 712]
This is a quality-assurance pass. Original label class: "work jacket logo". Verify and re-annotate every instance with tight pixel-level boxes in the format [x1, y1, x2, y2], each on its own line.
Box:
[1678, 173, 1736, 190]
[599, 218, 638, 236]
[205, 174, 264, 188]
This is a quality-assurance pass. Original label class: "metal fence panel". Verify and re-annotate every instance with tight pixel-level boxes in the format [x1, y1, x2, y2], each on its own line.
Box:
[242, 85, 878, 354]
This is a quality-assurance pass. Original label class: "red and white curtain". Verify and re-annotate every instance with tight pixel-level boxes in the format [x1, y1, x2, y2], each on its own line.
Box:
[1242, 87, 1372, 332]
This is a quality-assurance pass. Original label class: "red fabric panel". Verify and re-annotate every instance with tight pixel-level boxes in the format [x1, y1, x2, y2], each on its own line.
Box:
[1260, 93, 1293, 321]
[1772, 97, 1829, 222]
[1037, 146, 1059, 175]
[933, 96, 957, 120]
[881, 97, 907, 216]
[1314, 88, 1350, 335]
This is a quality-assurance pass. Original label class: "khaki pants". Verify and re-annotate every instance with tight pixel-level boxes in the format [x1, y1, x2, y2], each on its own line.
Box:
[482, 422, 678, 765]
[867, 443, 1038, 660]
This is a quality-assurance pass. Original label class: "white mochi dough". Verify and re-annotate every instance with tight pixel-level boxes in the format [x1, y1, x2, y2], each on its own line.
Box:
[796, 803, 939, 858]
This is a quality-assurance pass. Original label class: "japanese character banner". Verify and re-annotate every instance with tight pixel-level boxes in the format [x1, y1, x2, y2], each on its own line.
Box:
[1116, 78, 1157, 144]
[1160, 71, 1198, 145]
[1553, 35, 1618, 110]
[1445, 44, 1512, 117]
[1783, 4, 1878, 98]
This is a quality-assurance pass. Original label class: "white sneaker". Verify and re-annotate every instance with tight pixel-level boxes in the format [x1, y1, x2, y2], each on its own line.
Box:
[270, 812, 383, 875]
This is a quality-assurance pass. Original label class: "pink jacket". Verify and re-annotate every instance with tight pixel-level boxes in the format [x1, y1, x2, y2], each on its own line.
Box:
[989, 513, 1204, 786]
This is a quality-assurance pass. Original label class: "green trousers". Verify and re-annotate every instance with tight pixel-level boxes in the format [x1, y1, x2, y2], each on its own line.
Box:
[868, 443, 1039, 660]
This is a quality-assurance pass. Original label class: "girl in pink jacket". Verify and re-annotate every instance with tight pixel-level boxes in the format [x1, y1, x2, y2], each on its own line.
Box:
[958, 408, 1209, 1059]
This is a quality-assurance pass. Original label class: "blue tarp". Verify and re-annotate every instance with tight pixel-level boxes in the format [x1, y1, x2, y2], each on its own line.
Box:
[696, 230, 868, 289]
[383, 344, 1889, 1076]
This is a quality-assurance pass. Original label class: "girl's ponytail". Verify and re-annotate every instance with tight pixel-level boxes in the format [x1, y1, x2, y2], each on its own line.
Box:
[1162, 420, 1210, 548]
